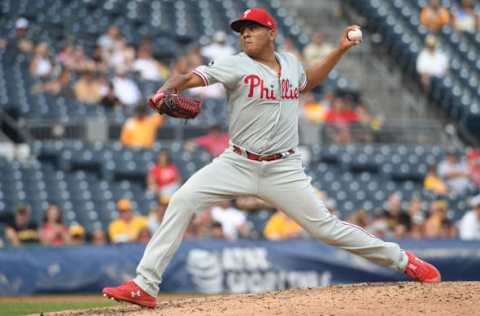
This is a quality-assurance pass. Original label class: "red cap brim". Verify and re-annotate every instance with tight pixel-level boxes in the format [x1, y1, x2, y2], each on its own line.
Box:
[230, 19, 271, 33]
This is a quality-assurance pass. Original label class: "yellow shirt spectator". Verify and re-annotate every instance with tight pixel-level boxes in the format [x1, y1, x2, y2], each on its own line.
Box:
[108, 199, 148, 243]
[108, 216, 148, 243]
[424, 175, 448, 194]
[303, 101, 327, 123]
[120, 108, 164, 148]
[264, 211, 302, 240]
[302, 92, 328, 124]
[424, 166, 448, 195]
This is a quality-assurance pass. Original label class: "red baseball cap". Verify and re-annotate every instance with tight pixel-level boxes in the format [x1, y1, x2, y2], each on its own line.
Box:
[230, 7, 277, 33]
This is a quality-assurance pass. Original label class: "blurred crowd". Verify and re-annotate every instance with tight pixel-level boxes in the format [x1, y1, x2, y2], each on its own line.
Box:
[1, 13, 386, 148]
[1, 188, 480, 248]
[424, 148, 480, 194]
[420, 0, 479, 34]
[0, 1, 478, 149]
[0, 20, 234, 109]
[416, 0, 480, 90]
[2, 144, 478, 247]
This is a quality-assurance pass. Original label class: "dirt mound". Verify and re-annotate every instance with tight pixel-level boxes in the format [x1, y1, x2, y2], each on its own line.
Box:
[48, 282, 480, 316]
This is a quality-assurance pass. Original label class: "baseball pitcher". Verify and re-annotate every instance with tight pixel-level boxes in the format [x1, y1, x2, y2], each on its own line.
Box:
[103, 8, 441, 308]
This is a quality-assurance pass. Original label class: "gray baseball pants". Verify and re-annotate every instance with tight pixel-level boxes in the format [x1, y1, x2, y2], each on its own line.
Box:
[134, 148, 408, 296]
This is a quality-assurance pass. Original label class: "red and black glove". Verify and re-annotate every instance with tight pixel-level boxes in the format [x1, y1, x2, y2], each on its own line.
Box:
[148, 91, 202, 119]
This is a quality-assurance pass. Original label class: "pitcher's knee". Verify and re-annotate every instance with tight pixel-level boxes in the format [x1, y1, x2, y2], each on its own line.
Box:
[168, 189, 196, 216]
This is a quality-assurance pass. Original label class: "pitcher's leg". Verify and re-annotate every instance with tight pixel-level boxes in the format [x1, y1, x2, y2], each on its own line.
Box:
[135, 151, 258, 296]
[134, 185, 204, 296]
[259, 159, 407, 271]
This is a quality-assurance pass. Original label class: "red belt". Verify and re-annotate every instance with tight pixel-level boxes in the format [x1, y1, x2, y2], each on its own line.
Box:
[233, 145, 294, 161]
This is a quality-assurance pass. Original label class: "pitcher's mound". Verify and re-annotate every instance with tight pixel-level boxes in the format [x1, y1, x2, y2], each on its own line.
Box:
[50, 281, 480, 316]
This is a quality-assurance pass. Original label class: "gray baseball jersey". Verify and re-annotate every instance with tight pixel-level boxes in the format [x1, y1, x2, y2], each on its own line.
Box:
[193, 52, 307, 155]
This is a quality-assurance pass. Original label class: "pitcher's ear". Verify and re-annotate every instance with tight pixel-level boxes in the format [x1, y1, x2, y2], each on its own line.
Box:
[269, 29, 276, 40]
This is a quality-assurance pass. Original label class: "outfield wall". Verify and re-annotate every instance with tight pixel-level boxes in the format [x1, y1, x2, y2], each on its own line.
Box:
[1, 240, 479, 295]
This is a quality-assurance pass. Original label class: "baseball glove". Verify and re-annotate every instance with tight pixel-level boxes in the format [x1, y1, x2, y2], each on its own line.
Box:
[148, 92, 202, 119]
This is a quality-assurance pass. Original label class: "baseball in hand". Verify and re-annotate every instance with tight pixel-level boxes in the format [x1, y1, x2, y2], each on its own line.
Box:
[347, 29, 362, 41]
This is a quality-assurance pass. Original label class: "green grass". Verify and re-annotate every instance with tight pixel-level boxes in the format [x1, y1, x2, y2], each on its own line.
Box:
[0, 300, 117, 316]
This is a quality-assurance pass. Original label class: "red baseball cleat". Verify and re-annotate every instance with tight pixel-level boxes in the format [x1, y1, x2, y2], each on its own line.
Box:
[102, 280, 156, 308]
[404, 251, 441, 283]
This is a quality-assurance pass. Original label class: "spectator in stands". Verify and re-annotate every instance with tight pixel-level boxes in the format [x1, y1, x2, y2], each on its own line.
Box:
[407, 196, 426, 239]
[424, 200, 456, 238]
[452, 0, 480, 33]
[0, 17, 33, 55]
[184, 124, 229, 157]
[383, 193, 412, 238]
[40, 204, 69, 246]
[424, 164, 449, 194]
[407, 196, 425, 222]
[201, 31, 235, 61]
[420, 0, 451, 33]
[32, 67, 73, 97]
[109, 39, 135, 71]
[437, 150, 471, 193]
[29, 42, 53, 79]
[148, 199, 169, 234]
[100, 82, 121, 108]
[108, 199, 148, 243]
[347, 208, 371, 229]
[82, 45, 108, 74]
[120, 105, 164, 148]
[302, 92, 328, 124]
[367, 208, 393, 238]
[112, 65, 142, 107]
[264, 210, 303, 240]
[136, 227, 152, 243]
[458, 194, 480, 240]
[191, 207, 215, 239]
[68, 224, 86, 246]
[56, 42, 78, 70]
[98, 26, 123, 53]
[353, 101, 381, 143]
[97, 26, 132, 69]
[132, 43, 169, 82]
[74, 46, 95, 72]
[147, 150, 181, 198]
[210, 200, 249, 240]
[91, 227, 108, 245]
[303, 32, 335, 66]
[235, 196, 275, 239]
[466, 148, 480, 188]
[324, 94, 358, 144]
[73, 71, 107, 104]
[416, 35, 449, 90]
[2, 204, 39, 246]
[210, 222, 225, 239]
[56, 43, 93, 73]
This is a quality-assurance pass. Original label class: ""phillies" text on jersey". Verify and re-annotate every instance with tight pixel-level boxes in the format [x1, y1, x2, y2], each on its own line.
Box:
[244, 75, 300, 100]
